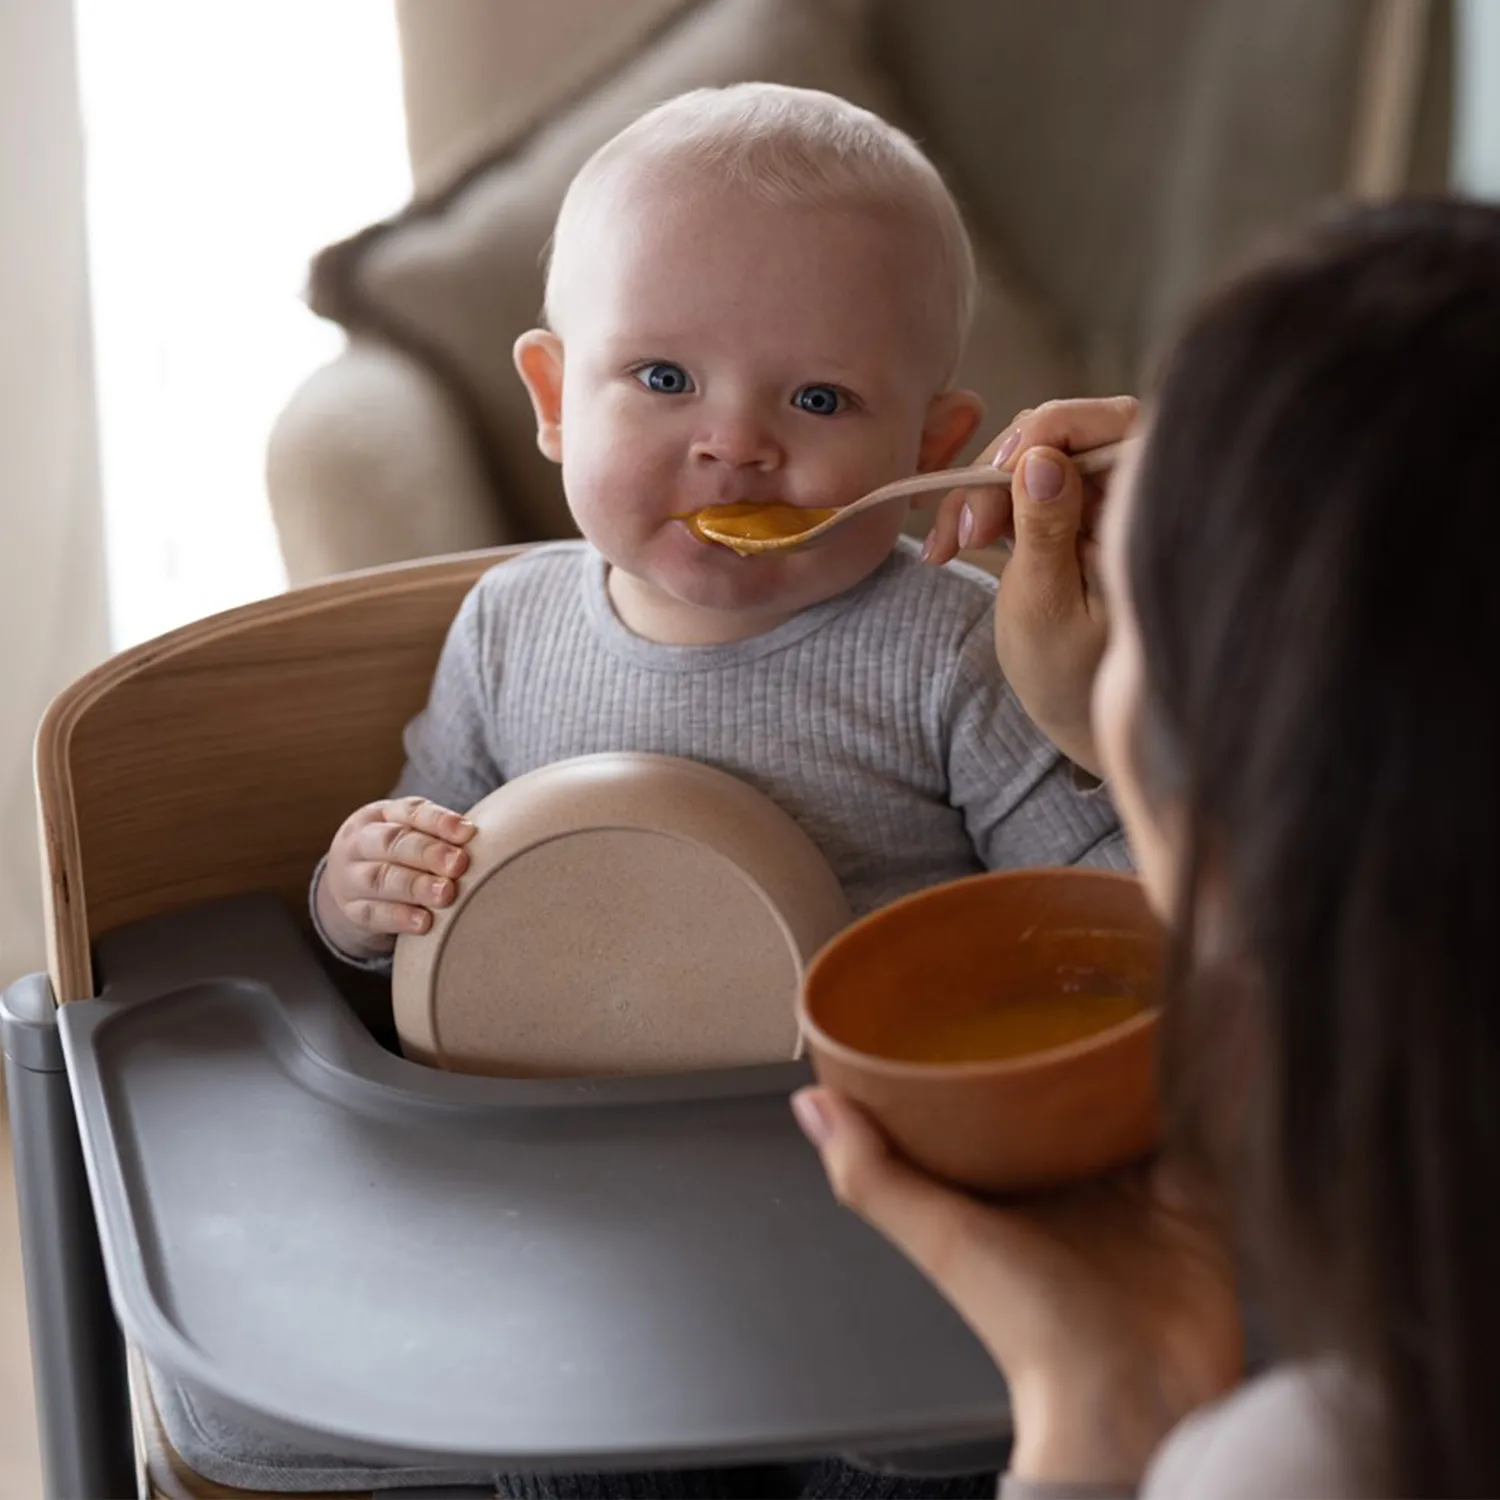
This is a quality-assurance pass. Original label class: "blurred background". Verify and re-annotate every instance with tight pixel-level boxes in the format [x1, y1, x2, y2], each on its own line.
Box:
[0, 1, 1497, 1487]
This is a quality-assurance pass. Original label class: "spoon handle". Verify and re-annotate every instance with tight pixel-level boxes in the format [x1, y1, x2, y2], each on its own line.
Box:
[867, 439, 1132, 509]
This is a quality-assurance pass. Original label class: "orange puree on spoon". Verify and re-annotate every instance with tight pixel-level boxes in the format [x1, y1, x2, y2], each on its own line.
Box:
[681, 502, 840, 555]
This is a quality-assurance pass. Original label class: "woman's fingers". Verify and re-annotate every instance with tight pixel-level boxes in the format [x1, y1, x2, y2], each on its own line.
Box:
[793, 1088, 1035, 1322]
[953, 419, 1028, 551]
[1010, 396, 1140, 459]
[923, 492, 968, 564]
[923, 398, 1140, 566]
[926, 424, 1024, 562]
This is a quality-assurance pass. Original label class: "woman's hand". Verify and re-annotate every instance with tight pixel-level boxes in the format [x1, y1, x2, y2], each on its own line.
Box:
[794, 1087, 1242, 1488]
[925, 397, 1141, 778]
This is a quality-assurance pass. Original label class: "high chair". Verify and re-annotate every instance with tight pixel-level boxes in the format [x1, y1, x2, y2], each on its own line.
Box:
[2, 546, 1008, 1500]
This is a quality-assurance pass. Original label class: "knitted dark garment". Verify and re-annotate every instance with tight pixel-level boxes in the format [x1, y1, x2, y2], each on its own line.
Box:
[493, 1458, 998, 1498]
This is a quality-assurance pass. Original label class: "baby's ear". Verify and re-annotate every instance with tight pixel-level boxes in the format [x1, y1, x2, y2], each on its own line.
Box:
[918, 388, 984, 472]
[513, 330, 565, 463]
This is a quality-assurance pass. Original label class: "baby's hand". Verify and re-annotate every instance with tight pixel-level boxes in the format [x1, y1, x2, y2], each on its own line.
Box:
[316, 796, 476, 961]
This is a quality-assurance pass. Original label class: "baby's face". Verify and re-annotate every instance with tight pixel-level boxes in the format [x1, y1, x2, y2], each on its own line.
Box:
[521, 175, 975, 622]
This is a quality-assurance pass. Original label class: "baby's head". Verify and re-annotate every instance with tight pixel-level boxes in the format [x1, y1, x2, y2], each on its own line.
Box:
[514, 84, 984, 635]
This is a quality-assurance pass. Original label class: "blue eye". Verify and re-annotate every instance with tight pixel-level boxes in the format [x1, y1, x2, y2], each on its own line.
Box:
[793, 384, 845, 416]
[635, 362, 694, 394]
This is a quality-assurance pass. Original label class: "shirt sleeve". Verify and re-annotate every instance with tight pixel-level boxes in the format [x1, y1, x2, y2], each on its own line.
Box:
[389, 574, 505, 812]
[1136, 1363, 1364, 1499]
[308, 853, 394, 974]
[944, 611, 1131, 873]
[309, 574, 505, 972]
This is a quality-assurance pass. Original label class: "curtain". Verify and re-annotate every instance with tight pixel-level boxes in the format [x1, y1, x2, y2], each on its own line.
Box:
[75, 0, 409, 649]
[0, 0, 111, 990]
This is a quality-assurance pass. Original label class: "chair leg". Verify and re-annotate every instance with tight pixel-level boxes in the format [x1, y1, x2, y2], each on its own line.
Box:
[4, 975, 137, 1500]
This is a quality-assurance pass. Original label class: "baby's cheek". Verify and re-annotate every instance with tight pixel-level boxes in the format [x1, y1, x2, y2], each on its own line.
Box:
[783, 507, 904, 602]
[838, 505, 908, 569]
[565, 475, 681, 580]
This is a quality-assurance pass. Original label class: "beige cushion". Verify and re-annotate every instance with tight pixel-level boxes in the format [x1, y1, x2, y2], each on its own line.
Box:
[310, 0, 1078, 544]
[395, 0, 699, 194]
[266, 338, 510, 585]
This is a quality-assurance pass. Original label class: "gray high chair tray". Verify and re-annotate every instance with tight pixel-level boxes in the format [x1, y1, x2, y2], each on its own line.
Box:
[55, 893, 1010, 1480]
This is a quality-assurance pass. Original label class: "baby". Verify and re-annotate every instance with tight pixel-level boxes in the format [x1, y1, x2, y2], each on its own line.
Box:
[314, 82, 1125, 977]
[310, 80, 1125, 1500]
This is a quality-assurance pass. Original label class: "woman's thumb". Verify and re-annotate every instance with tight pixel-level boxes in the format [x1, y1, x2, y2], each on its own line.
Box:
[1002, 447, 1088, 625]
[1011, 447, 1085, 559]
[793, 1088, 904, 1220]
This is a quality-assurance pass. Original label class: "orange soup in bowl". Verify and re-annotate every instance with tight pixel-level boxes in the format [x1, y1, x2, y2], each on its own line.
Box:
[843, 930, 1155, 1066]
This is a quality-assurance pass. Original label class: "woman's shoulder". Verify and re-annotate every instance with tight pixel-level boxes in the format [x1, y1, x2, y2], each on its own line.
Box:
[1143, 1359, 1371, 1499]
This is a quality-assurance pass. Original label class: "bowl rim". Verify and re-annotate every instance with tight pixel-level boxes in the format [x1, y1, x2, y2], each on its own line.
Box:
[797, 866, 1162, 1080]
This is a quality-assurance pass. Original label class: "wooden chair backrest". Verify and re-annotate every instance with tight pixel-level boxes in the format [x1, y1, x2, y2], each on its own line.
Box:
[37, 548, 520, 1002]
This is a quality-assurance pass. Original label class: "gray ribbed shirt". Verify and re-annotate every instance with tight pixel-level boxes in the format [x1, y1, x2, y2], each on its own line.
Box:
[381, 538, 1125, 921]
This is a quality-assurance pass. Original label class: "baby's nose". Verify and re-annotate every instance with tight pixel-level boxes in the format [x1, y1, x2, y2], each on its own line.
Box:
[690, 415, 782, 471]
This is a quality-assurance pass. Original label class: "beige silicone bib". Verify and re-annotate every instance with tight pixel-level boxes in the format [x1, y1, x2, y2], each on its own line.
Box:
[391, 753, 852, 1077]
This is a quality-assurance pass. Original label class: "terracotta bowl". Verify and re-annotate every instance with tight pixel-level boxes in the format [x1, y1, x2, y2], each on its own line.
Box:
[798, 868, 1166, 1194]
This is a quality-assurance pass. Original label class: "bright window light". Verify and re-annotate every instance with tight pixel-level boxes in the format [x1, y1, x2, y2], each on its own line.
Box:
[75, 0, 412, 648]
[1456, 0, 1500, 199]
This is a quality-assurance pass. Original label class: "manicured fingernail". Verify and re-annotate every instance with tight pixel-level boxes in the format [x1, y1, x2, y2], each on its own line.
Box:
[993, 427, 1022, 467]
[427, 879, 449, 903]
[958, 506, 974, 548]
[444, 851, 462, 873]
[792, 1089, 834, 1147]
[1025, 452, 1064, 501]
[921, 532, 936, 562]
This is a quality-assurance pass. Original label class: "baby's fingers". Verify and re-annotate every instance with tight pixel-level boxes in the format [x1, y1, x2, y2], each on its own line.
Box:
[346, 856, 459, 926]
[341, 893, 437, 937]
[358, 816, 472, 880]
[377, 795, 475, 847]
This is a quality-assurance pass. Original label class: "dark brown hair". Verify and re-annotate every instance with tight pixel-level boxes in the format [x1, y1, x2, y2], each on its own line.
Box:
[1132, 198, 1500, 1497]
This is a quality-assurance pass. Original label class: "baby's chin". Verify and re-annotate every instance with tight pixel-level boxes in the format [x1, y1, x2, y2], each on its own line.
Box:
[652, 549, 811, 612]
[595, 522, 895, 617]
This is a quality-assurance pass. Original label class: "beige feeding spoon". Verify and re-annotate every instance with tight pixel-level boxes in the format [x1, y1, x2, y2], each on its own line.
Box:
[683, 439, 1133, 555]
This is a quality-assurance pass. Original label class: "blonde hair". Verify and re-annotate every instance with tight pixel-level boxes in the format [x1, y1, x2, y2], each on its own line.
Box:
[544, 83, 977, 377]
